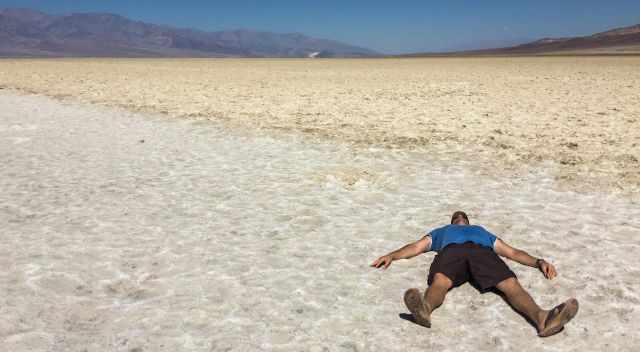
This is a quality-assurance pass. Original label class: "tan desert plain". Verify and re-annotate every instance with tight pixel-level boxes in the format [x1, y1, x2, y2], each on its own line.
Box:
[1, 57, 639, 351]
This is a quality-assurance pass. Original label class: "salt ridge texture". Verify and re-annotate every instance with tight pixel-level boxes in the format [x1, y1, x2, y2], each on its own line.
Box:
[0, 57, 638, 198]
[1, 92, 639, 351]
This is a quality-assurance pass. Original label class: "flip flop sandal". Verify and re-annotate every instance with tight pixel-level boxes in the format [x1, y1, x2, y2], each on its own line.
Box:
[538, 298, 579, 337]
[404, 288, 431, 328]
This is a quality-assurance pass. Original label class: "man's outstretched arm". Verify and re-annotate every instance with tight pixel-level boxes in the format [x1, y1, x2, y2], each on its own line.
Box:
[494, 239, 557, 279]
[370, 235, 432, 269]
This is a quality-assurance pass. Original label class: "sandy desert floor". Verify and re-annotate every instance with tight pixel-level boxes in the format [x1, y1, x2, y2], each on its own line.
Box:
[0, 57, 638, 199]
[1, 91, 639, 351]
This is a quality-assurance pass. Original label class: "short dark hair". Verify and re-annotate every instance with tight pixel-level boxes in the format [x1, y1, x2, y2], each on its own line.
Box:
[451, 211, 469, 224]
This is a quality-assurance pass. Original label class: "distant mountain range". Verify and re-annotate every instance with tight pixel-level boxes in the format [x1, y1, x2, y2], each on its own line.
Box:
[0, 8, 379, 58]
[403, 23, 640, 56]
[3, 8, 638, 58]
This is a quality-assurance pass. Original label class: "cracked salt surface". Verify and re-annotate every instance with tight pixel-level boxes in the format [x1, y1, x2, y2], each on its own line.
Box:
[1, 92, 639, 351]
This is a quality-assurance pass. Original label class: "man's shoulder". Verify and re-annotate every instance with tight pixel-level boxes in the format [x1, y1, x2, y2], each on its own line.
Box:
[468, 225, 497, 238]
[429, 224, 452, 234]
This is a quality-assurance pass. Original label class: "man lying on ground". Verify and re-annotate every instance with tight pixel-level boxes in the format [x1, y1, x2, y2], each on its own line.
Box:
[370, 211, 578, 337]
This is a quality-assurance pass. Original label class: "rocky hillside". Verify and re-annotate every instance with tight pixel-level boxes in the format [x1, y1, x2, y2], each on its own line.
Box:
[0, 8, 379, 58]
[403, 23, 640, 56]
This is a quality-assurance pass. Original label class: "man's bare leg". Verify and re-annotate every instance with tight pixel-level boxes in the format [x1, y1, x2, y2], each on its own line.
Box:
[495, 277, 547, 331]
[424, 273, 454, 313]
[497, 277, 580, 336]
[404, 273, 453, 328]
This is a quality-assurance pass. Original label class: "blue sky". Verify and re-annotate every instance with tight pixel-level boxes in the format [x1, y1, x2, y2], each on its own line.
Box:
[2, 0, 640, 53]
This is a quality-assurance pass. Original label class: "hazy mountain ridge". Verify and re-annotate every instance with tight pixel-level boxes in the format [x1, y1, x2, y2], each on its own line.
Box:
[403, 23, 640, 56]
[593, 24, 640, 37]
[0, 8, 379, 57]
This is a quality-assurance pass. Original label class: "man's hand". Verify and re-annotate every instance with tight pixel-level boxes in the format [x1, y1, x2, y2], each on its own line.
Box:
[538, 259, 557, 280]
[370, 236, 431, 270]
[495, 239, 559, 280]
[371, 255, 394, 269]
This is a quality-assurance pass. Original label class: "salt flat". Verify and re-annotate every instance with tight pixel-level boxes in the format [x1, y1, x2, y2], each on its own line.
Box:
[0, 57, 638, 198]
[1, 92, 639, 351]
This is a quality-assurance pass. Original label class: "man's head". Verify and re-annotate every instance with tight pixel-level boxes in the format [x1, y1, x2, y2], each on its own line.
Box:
[451, 211, 470, 225]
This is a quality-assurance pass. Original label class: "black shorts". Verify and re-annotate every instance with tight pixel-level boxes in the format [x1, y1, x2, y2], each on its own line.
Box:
[427, 242, 516, 292]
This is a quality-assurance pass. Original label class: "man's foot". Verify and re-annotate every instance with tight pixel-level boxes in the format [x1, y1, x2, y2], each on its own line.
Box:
[538, 298, 579, 337]
[404, 288, 431, 328]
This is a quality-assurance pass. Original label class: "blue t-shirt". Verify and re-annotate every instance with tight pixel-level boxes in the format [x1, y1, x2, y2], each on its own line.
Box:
[427, 224, 497, 252]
